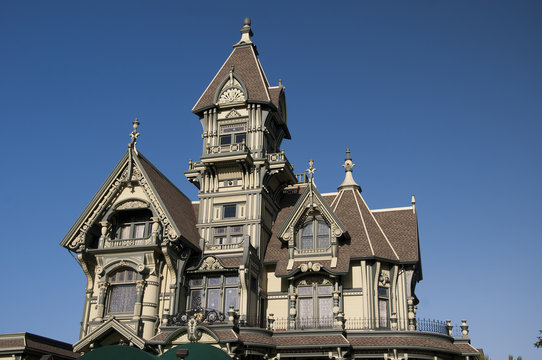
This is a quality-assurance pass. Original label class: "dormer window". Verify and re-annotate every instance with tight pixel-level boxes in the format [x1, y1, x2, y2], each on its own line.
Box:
[298, 218, 330, 251]
[112, 209, 152, 240]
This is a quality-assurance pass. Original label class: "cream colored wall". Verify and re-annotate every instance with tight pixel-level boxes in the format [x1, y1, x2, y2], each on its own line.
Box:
[343, 295, 363, 319]
[114, 185, 148, 204]
[266, 270, 282, 293]
[267, 298, 288, 320]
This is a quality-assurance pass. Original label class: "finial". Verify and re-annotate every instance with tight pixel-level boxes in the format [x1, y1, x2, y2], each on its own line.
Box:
[411, 194, 416, 205]
[234, 17, 254, 47]
[307, 159, 316, 182]
[229, 66, 235, 86]
[338, 149, 361, 192]
[129, 118, 140, 155]
[279, 79, 283, 87]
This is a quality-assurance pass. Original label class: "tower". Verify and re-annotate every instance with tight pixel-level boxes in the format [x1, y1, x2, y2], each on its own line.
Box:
[184, 17, 296, 324]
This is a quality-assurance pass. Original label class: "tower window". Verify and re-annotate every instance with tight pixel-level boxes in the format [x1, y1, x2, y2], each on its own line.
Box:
[223, 204, 237, 218]
[108, 269, 137, 314]
[213, 226, 243, 245]
[220, 123, 247, 145]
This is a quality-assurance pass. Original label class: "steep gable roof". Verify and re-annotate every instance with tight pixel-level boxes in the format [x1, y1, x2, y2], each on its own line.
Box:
[60, 150, 200, 252]
[192, 45, 271, 114]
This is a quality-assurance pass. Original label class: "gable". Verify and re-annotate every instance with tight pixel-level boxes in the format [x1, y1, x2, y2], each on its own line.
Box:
[60, 150, 200, 252]
[276, 183, 347, 243]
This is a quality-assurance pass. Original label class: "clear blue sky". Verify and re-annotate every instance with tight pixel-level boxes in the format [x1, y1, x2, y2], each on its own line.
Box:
[1, 1, 540, 358]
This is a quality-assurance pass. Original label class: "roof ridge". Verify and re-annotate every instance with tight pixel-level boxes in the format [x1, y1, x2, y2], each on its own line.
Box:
[192, 50, 236, 112]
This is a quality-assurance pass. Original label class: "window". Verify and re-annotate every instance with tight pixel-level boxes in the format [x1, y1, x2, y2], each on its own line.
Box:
[188, 275, 239, 314]
[112, 209, 152, 240]
[297, 281, 333, 328]
[220, 123, 247, 146]
[223, 204, 237, 218]
[108, 269, 137, 314]
[297, 218, 330, 251]
[378, 286, 389, 328]
[213, 226, 243, 245]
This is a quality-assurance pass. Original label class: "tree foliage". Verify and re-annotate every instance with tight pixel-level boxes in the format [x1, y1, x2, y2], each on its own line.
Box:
[535, 330, 542, 348]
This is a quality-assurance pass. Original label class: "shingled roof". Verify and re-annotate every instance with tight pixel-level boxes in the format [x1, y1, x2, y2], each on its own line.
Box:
[264, 184, 419, 268]
[192, 21, 277, 114]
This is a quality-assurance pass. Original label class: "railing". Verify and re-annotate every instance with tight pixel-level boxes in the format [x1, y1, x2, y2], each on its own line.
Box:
[416, 318, 447, 335]
[296, 173, 308, 183]
[271, 317, 334, 331]
[270, 317, 458, 336]
[206, 143, 248, 155]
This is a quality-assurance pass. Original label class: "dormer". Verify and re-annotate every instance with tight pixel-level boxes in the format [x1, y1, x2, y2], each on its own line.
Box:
[276, 161, 348, 270]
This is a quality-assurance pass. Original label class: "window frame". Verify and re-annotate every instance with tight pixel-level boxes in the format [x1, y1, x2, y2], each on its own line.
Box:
[188, 275, 240, 314]
[213, 226, 244, 245]
[112, 210, 152, 240]
[107, 268, 138, 315]
[378, 286, 389, 328]
[296, 217, 331, 252]
[219, 123, 247, 146]
[296, 281, 334, 329]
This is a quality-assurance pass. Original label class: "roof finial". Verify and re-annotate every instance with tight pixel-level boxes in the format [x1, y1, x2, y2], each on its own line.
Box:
[234, 17, 253, 47]
[338, 148, 361, 192]
[411, 194, 416, 213]
[129, 118, 140, 155]
[307, 159, 316, 183]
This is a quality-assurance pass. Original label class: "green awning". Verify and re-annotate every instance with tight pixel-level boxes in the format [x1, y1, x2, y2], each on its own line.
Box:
[78, 343, 231, 359]
[78, 345, 156, 360]
[161, 343, 232, 359]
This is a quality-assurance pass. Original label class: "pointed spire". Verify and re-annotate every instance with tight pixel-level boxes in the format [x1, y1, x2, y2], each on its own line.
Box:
[338, 148, 361, 192]
[233, 17, 254, 47]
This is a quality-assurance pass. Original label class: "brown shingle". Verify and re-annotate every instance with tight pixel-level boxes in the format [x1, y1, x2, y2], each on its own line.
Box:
[274, 334, 349, 347]
[137, 154, 200, 250]
[238, 332, 274, 346]
[193, 46, 270, 113]
[372, 208, 419, 262]
[349, 335, 459, 353]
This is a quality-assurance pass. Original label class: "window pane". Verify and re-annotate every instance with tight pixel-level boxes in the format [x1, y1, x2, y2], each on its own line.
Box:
[318, 297, 333, 326]
[190, 289, 203, 309]
[298, 298, 313, 326]
[223, 205, 236, 218]
[231, 226, 243, 234]
[378, 287, 389, 297]
[189, 278, 203, 287]
[208, 277, 221, 286]
[317, 221, 329, 235]
[220, 136, 232, 145]
[125, 270, 134, 281]
[134, 223, 146, 238]
[214, 227, 226, 234]
[298, 286, 312, 296]
[109, 284, 137, 313]
[225, 276, 239, 285]
[379, 299, 389, 328]
[301, 235, 313, 249]
[230, 235, 243, 244]
[206, 288, 220, 311]
[224, 287, 238, 312]
[215, 236, 226, 245]
[120, 225, 131, 239]
[235, 133, 246, 144]
[317, 285, 333, 295]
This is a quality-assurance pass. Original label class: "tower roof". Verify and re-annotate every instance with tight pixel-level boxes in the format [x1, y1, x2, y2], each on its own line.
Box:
[192, 19, 275, 114]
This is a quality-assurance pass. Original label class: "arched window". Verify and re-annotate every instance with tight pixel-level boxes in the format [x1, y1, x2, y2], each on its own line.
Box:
[297, 278, 334, 329]
[298, 218, 330, 251]
[108, 269, 137, 314]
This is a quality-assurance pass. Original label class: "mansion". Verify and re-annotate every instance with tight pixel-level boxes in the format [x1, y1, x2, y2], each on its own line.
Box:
[8, 18, 480, 360]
